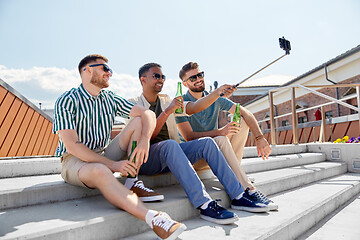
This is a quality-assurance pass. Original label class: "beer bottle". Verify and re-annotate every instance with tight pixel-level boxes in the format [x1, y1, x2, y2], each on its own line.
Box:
[175, 82, 183, 114]
[233, 103, 241, 124]
[127, 140, 137, 178]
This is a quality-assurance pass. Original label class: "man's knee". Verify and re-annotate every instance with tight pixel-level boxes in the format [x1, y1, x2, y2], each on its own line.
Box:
[161, 139, 181, 152]
[214, 136, 228, 144]
[239, 118, 250, 133]
[213, 136, 231, 149]
[198, 137, 221, 151]
[79, 163, 112, 184]
[127, 117, 142, 129]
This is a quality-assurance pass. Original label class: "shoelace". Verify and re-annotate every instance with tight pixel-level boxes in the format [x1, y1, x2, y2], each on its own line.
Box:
[152, 212, 174, 231]
[244, 188, 260, 203]
[251, 191, 267, 202]
[209, 199, 225, 214]
[133, 180, 154, 192]
[248, 189, 272, 205]
[255, 191, 272, 203]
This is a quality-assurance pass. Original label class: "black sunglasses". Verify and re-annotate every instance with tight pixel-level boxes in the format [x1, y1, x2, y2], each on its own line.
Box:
[152, 73, 166, 81]
[85, 64, 113, 74]
[186, 71, 204, 82]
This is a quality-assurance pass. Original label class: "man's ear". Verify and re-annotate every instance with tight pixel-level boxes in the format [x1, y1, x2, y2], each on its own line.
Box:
[83, 66, 93, 75]
[140, 76, 146, 85]
[182, 80, 188, 88]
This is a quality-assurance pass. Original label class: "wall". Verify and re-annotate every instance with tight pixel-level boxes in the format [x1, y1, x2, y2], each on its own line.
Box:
[0, 81, 59, 158]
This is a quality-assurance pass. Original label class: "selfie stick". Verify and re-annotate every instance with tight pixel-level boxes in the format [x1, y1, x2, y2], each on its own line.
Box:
[220, 37, 291, 96]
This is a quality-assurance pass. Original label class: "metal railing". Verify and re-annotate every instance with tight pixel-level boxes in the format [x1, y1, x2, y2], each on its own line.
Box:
[268, 84, 360, 145]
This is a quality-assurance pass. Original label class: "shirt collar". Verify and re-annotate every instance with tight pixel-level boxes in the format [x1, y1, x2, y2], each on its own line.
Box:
[78, 83, 105, 100]
[185, 90, 207, 101]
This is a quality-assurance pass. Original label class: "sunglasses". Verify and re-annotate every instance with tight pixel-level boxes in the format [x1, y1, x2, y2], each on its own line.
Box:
[152, 73, 166, 81]
[85, 64, 113, 74]
[185, 71, 204, 82]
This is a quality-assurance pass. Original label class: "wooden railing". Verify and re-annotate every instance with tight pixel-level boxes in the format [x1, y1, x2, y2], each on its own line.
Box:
[267, 84, 360, 145]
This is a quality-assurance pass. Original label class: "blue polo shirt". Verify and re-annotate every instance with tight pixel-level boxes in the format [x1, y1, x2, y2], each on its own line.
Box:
[175, 90, 234, 133]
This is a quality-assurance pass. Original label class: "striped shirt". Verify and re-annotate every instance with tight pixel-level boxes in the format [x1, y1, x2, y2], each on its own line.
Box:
[53, 84, 135, 156]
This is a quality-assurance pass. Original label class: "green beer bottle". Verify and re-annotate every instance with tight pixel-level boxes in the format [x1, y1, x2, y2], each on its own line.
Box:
[127, 140, 137, 178]
[175, 82, 183, 114]
[233, 103, 241, 124]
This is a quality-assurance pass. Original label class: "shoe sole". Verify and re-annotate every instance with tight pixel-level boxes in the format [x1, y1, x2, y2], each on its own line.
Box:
[268, 204, 279, 211]
[200, 214, 239, 225]
[140, 195, 164, 202]
[231, 205, 270, 213]
[158, 223, 187, 240]
[164, 224, 187, 240]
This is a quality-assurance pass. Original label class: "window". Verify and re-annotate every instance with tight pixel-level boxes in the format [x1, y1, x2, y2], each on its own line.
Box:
[325, 111, 333, 119]
[282, 120, 289, 126]
[298, 116, 307, 123]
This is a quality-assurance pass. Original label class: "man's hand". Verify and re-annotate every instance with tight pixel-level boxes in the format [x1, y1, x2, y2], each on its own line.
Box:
[110, 160, 137, 176]
[256, 138, 271, 160]
[129, 139, 150, 168]
[219, 121, 241, 136]
[165, 96, 184, 114]
[216, 84, 236, 98]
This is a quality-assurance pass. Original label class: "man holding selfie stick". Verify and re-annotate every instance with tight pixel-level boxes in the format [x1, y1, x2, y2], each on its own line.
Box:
[176, 62, 278, 211]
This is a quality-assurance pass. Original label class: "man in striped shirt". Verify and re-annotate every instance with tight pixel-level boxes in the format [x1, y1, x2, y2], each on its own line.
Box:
[52, 55, 186, 240]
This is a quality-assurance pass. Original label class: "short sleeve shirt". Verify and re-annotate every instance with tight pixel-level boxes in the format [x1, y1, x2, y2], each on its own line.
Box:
[52, 84, 135, 156]
[175, 90, 234, 132]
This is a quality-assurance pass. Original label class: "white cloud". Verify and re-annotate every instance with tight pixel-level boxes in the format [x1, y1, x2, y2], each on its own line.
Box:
[0, 65, 185, 109]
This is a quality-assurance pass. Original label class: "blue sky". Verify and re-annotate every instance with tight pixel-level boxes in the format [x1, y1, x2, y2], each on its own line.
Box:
[0, 0, 359, 109]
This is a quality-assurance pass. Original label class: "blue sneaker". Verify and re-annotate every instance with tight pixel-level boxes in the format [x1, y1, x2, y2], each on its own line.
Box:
[200, 200, 239, 224]
[252, 190, 278, 211]
[231, 189, 270, 213]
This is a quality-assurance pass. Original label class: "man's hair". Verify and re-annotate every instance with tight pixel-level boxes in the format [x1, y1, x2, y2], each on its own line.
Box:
[78, 54, 108, 74]
[138, 63, 161, 79]
[179, 62, 199, 80]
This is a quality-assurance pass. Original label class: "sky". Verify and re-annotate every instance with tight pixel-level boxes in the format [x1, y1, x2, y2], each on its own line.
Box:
[0, 0, 359, 109]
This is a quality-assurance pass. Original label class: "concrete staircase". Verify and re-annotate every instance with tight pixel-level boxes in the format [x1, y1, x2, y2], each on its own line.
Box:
[1, 144, 359, 240]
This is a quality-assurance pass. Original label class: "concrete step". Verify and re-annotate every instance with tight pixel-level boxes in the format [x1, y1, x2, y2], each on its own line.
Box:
[0, 144, 310, 179]
[241, 152, 325, 174]
[243, 144, 308, 158]
[0, 178, 225, 240]
[124, 173, 360, 240]
[299, 193, 360, 240]
[249, 161, 347, 196]
[0, 156, 339, 211]
[0, 157, 61, 178]
[0, 159, 346, 215]
[135, 152, 327, 191]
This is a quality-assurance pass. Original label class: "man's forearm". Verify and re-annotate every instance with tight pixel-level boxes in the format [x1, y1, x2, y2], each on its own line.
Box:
[65, 141, 114, 168]
[242, 110, 263, 138]
[185, 90, 221, 115]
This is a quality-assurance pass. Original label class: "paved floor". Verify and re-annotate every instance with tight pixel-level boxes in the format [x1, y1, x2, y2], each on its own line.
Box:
[301, 193, 360, 240]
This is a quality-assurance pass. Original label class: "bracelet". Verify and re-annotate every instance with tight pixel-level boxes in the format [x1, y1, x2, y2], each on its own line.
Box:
[255, 135, 265, 141]
[163, 111, 169, 116]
